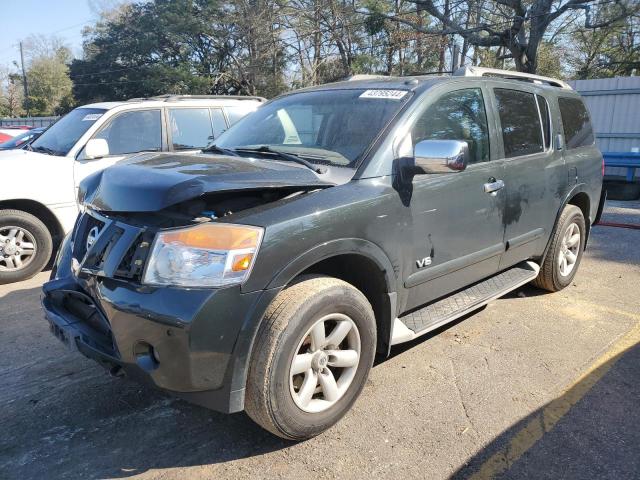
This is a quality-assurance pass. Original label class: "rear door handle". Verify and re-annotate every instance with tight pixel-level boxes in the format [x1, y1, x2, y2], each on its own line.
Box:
[484, 179, 505, 194]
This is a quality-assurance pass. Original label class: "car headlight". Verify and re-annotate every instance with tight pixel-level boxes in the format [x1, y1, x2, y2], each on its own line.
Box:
[142, 223, 263, 287]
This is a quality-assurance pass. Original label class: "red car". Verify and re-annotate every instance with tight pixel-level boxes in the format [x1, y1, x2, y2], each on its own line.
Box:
[0, 125, 32, 143]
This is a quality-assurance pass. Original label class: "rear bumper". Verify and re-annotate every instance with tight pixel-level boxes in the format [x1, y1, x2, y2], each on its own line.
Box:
[43, 241, 279, 413]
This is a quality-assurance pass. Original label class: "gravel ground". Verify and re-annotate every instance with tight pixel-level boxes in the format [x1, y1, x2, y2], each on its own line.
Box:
[1, 200, 639, 480]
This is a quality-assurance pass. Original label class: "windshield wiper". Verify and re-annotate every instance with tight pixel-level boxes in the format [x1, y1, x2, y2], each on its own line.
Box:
[202, 144, 240, 157]
[235, 145, 326, 174]
[32, 145, 57, 155]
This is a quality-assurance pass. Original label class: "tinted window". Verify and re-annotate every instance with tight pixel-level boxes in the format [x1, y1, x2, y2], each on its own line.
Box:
[94, 110, 161, 155]
[411, 88, 490, 164]
[31, 107, 105, 156]
[494, 89, 544, 158]
[210, 108, 228, 138]
[559, 97, 594, 149]
[537, 95, 551, 149]
[169, 108, 213, 150]
[216, 89, 410, 167]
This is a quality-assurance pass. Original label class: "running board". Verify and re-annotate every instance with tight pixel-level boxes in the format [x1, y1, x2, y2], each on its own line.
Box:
[390, 261, 540, 346]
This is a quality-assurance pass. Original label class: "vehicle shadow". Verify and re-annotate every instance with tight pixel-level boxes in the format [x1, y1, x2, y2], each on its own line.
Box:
[0, 282, 291, 479]
[450, 340, 640, 479]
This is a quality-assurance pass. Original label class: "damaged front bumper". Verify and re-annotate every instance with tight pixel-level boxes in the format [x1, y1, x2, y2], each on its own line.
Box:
[42, 218, 279, 414]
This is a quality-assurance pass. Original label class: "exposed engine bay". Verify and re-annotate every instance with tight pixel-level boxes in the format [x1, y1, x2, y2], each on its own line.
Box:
[97, 187, 321, 229]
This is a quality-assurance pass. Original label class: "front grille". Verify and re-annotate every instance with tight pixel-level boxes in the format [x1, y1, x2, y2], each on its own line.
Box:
[72, 214, 106, 261]
[72, 210, 152, 281]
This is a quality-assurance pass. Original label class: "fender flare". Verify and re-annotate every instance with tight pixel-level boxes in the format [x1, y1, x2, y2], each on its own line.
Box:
[266, 237, 397, 292]
[542, 183, 594, 259]
[228, 239, 398, 407]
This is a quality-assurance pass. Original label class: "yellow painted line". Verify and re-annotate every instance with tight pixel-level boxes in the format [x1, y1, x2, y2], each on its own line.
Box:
[469, 319, 640, 480]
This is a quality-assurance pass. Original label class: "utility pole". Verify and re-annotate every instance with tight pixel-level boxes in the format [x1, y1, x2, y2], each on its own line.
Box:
[19, 41, 29, 116]
[452, 43, 460, 72]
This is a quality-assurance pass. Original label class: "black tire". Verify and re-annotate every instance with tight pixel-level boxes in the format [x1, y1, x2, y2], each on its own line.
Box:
[245, 275, 376, 440]
[533, 205, 586, 292]
[0, 209, 52, 285]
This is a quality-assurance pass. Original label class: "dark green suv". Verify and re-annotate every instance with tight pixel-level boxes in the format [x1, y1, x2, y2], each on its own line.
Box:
[42, 67, 604, 440]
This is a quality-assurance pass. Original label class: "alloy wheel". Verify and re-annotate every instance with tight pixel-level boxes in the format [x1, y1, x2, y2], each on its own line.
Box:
[289, 313, 361, 413]
[558, 222, 580, 277]
[0, 226, 37, 272]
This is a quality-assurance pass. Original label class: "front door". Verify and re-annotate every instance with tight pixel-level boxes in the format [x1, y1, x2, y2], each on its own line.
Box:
[73, 109, 163, 192]
[403, 86, 507, 310]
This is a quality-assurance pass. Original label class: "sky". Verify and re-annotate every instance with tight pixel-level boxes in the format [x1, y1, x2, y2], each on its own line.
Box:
[0, 0, 105, 71]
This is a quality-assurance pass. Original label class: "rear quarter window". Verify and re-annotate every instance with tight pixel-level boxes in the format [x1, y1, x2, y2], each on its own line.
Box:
[225, 105, 258, 126]
[558, 97, 594, 149]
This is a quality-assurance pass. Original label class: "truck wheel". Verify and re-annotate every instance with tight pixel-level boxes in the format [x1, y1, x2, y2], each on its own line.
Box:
[245, 275, 376, 440]
[533, 205, 585, 292]
[0, 209, 52, 284]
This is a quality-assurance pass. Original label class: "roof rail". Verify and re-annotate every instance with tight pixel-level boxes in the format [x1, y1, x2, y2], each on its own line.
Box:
[453, 66, 572, 90]
[126, 94, 266, 102]
[347, 74, 390, 81]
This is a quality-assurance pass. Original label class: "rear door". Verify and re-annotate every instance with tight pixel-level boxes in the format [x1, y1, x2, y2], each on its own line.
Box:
[73, 109, 163, 189]
[489, 86, 564, 269]
[167, 107, 229, 152]
[402, 85, 507, 310]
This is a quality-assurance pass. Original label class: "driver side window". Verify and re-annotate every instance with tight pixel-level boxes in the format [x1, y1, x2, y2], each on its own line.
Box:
[411, 88, 490, 164]
[93, 109, 162, 156]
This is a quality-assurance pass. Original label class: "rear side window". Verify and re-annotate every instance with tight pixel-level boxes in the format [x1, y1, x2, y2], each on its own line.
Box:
[210, 108, 228, 138]
[494, 88, 544, 158]
[558, 97, 594, 149]
[169, 108, 214, 150]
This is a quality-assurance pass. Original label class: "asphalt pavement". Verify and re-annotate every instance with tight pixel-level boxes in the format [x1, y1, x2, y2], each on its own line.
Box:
[1, 200, 639, 479]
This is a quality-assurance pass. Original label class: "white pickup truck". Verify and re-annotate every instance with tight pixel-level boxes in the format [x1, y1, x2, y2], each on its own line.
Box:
[0, 95, 263, 283]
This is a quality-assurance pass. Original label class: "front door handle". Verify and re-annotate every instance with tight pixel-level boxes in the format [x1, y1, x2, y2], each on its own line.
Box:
[484, 179, 505, 194]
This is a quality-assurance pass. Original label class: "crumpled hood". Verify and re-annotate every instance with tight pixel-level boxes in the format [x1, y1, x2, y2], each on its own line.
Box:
[79, 151, 333, 212]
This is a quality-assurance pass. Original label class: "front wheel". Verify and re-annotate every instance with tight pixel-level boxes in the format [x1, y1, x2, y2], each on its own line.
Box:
[0, 209, 52, 285]
[533, 204, 586, 292]
[245, 276, 376, 440]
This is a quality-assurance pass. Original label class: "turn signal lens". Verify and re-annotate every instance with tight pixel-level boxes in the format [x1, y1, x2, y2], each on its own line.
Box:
[142, 223, 263, 287]
[231, 253, 254, 272]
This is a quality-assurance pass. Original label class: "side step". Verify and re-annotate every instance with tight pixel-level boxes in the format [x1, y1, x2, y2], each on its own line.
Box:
[390, 261, 540, 345]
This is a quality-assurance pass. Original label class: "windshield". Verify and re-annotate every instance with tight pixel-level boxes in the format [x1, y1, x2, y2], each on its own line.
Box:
[30, 107, 106, 156]
[215, 89, 411, 167]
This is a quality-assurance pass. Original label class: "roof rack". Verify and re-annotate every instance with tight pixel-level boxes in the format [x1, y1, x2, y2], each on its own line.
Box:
[347, 74, 390, 81]
[453, 66, 572, 90]
[126, 94, 266, 102]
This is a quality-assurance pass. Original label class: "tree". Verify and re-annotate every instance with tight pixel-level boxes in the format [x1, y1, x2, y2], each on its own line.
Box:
[26, 56, 74, 115]
[0, 70, 25, 118]
[364, 0, 639, 73]
[568, 7, 640, 78]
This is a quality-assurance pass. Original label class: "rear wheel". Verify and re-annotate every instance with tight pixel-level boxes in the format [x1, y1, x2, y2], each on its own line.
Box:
[245, 276, 376, 440]
[0, 209, 52, 284]
[533, 205, 585, 292]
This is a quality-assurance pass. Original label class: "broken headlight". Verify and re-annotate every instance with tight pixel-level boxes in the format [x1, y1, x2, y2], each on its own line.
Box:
[142, 223, 263, 287]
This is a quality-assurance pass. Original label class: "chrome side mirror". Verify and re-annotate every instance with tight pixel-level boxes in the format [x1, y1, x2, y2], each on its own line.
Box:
[412, 139, 469, 174]
[84, 138, 110, 160]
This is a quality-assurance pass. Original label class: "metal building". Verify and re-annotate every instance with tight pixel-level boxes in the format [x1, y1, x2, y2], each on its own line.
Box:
[568, 76, 640, 179]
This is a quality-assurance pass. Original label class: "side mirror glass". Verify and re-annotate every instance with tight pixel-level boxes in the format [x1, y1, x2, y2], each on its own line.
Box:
[84, 138, 110, 160]
[407, 139, 469, 175]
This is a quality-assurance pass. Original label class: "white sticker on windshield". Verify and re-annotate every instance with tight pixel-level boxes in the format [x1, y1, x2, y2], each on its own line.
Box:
[360, 89, 407, 100]
[82, 113, 102, 121]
